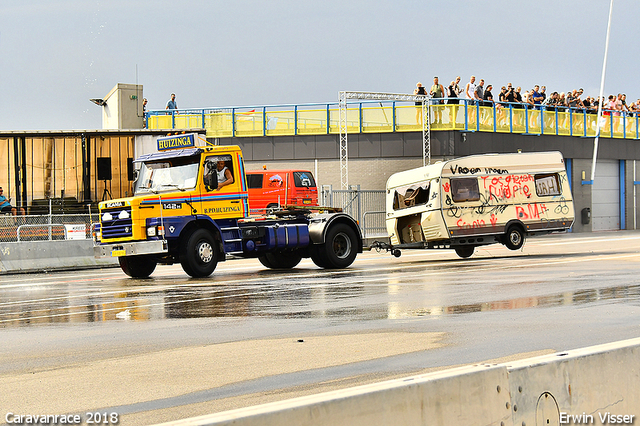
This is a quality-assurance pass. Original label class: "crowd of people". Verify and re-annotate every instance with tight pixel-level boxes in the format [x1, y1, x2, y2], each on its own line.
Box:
[415, 77, 640, 120]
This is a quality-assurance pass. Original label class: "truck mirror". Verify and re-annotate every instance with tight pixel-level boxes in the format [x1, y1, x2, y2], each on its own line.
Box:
[204, 161, 218, 191]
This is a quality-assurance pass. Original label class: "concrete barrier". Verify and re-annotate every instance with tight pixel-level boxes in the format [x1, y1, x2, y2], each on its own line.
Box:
[155, 337, 640, 426]
[0, 240, 118, 274]
[508, 339, 640, 425]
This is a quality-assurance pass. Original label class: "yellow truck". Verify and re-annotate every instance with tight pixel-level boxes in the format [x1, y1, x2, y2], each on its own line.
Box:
[93, 134, 362, 278]
[376, 151, 574, 258]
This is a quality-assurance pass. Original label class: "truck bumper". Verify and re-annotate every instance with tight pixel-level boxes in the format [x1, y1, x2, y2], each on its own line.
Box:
[94, 240, 168, 258]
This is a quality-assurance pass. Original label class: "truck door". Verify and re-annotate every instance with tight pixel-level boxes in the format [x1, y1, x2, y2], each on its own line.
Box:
[202, 154, 246, 220]
[264, 172, 286, 207]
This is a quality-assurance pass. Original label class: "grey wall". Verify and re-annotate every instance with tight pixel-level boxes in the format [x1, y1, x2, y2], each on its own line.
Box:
[216, 131, 640, 232]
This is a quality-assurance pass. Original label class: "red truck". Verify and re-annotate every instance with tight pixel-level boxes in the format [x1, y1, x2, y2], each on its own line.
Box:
[246, 169, 318, 211]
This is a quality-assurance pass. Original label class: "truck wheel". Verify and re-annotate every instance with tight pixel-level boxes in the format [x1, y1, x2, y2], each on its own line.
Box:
[180, 229, 219, 278]
[504, 225, 525, 250]
[119, 255, 157, 278]
[454, 246, 474, 258]
[258, 252, 302, 269]
[312, 223, 358, 269]
[309, 245, 329, 268]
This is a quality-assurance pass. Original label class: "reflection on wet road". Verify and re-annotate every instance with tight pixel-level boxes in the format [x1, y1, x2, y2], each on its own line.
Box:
[2, 234, 640, 327]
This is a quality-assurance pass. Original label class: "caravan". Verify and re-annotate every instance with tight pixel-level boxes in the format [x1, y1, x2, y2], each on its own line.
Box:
[384, 151, 574, 258]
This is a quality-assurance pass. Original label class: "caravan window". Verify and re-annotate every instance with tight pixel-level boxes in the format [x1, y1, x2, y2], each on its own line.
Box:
[535, 173, 561, 196]
[393, 181, 431, 210]
[451, 178, 480, 202]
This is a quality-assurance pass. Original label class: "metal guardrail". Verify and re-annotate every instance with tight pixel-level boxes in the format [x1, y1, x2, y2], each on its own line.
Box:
[16, 224, 66, 242]
[361, 211, 386, 239]
[320, 187, 386, 238]
[0, 214, 99, 243]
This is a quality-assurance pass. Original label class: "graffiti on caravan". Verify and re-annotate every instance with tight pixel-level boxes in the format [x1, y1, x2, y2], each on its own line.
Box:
[449, 165, 509, 175]
[480, 174, 534, 200]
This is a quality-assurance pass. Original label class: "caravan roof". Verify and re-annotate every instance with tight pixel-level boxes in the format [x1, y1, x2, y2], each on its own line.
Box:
[386, 151, 566, 190]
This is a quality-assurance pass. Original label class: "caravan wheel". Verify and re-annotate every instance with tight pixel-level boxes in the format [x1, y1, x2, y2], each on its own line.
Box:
[454, 246, 474, 258]
[504, 225, 525, 250]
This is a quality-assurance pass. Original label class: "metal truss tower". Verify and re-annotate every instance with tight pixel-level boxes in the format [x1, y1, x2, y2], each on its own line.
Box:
[338, 91, 430, 189]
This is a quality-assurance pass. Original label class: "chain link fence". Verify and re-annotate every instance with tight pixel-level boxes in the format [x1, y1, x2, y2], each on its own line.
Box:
[1, 190, 388, 243]
[320, 186, 387, 238]
[0, 213, 98, 243]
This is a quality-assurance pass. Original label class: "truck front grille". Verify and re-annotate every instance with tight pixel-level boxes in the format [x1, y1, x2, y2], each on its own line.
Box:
[100, 207, 133, 239]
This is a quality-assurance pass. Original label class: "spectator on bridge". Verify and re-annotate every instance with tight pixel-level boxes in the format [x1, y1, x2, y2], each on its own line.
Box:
[465, 77, 477, 109]
[511, 86, 523, 126]
[557, 92, 567, 112]
[429, 76, 446, 125]
[522, 89, 533, 107]
[613, 94, 624, 133]
[447, 76, 461, 104]
[532, 85, 544, 108]
[483, 84, 493, 106]
[166, 93, 178, 111]
[496, 86, 508, 126]
[413, 82, 427, 125]
[465, 76, 477, 124]
[577, 89, 585, 109]
[482, 84, 494, 126]
[514, 87, 523, 106]
[542, 91, 558, 128]
[142, 98, 148, 128]
[542, 91, 558, 108]
[447, 76, 462, 124]
[474, 79, 485, 125]
[619, 94, 629, 113]
[583, 96, 595, 115]
[539, 86, 547, 104]
[602, 95, 617, 132]
[0, 187, 25, 216]
[523, 89, 536, 128]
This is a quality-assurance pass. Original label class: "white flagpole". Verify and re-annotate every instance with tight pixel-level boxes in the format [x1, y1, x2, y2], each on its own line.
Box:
[590, 0, 614, 183]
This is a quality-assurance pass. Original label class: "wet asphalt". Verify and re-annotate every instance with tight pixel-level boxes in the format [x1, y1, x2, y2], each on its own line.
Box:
[1, 231, 639, 424]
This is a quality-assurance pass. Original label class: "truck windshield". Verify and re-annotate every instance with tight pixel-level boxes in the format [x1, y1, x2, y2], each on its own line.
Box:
[134, 160, 199, 194]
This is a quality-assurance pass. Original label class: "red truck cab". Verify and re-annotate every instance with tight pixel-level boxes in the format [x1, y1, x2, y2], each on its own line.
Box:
[246, 169, 318, 211]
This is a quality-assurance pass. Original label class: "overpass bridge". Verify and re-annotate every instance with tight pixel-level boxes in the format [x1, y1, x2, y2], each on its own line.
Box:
[147, 98, 640, 141]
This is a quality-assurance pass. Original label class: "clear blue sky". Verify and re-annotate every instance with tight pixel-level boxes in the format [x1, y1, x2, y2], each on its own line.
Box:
[1, 0, 637, 130]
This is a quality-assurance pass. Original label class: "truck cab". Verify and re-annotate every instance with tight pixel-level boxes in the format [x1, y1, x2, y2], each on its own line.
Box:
[94, 134, 362, 278]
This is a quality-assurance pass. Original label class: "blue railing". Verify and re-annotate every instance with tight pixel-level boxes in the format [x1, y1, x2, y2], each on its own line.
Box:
[147, 99, 640, 140]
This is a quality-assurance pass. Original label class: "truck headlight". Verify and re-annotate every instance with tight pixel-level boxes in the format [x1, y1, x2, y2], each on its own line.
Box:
[147, 225, 164, 238]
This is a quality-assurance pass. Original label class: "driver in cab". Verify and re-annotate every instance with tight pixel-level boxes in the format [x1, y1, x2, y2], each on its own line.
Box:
[216, 160, 234, 190]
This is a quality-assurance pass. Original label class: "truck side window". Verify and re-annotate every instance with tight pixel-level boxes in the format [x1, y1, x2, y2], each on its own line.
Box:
[451, 178, 480, 202]
[535, 173, 561, 196]
[293, 172, 316, 187]
[204, 155, 234, 191]
[246, 174, 263, 189]
[393, 181, 430, 210]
